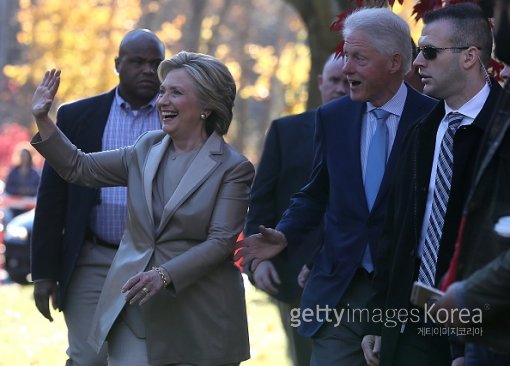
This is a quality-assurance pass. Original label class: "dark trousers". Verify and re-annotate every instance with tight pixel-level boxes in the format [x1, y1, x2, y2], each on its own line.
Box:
[389, 321, 451, 366]
[310, 270, 375, 366]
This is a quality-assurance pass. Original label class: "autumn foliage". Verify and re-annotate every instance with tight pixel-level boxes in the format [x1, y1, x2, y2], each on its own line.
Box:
[2, 0, 314, 163]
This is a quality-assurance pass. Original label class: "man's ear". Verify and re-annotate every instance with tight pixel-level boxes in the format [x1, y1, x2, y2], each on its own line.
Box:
[114, 56, 120, 73]
[463, 47, 479, 69]
[389, 53, 402, 75]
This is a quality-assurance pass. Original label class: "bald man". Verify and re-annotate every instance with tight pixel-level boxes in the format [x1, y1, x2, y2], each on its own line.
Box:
[244, 53, 347, 366]
[31, 29, 165, 365]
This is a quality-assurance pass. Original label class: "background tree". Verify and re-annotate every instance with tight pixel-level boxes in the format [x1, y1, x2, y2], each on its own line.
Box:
[1, 0, 313, 163]
[283, 0, 351, 109]
[2, 0, 461, 172]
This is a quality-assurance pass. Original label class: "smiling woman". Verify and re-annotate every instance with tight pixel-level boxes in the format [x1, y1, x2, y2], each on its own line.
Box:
[157, 68, 208, 142]
[157, 52, 236, 137]
[30, 51, 255, 366]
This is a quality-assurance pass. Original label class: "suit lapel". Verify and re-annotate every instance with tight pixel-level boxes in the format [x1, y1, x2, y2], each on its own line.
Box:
[143, 135, 172, 224]
[155, 132, 223, 236]
[372, 87, 434, 212]
[75, 90, 116, 152]
[344, 102, 367, 211]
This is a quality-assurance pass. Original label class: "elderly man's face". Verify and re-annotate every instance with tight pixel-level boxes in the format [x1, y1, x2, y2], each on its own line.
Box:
[494, 0, 510, 64]
[342, 30, 402, 107]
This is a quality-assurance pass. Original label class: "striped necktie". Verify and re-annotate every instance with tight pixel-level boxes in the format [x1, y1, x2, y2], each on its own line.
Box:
[418, 112, 463, 286]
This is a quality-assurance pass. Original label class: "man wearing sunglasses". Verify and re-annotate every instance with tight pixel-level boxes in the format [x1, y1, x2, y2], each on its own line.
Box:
[362, 3, 501, 366]
[421, 0, 510, 364]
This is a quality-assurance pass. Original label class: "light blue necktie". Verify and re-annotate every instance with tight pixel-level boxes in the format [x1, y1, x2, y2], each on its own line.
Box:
[362, 108, 391, 272]
[365, 108, 391, 210]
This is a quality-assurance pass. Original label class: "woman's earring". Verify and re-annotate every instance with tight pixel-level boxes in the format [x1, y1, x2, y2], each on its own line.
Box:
[200, 113, 207, 120]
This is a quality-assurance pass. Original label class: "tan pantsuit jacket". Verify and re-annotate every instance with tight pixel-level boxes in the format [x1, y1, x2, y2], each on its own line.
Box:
[32, 129, 253, 365]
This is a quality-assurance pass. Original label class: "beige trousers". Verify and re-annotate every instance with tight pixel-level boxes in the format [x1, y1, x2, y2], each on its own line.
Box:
[64, 240, 116, 366]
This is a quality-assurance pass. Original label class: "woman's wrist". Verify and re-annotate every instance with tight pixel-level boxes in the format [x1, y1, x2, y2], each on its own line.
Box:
[152, 266, 171, 288]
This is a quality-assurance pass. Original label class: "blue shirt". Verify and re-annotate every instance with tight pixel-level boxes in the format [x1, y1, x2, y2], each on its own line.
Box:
[89, 89, 161, 243]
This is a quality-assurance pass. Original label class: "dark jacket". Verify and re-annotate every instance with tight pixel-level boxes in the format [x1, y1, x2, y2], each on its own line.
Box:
[454, 82, 510, 352]
[372, 83, 502, 364]
[245, 110, 322, 304]
[31, 90, 115, 309]
[276, 86, 437, 337]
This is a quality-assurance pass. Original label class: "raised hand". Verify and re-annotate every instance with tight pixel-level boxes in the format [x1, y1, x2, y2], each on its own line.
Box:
[32, 69, 61, 120]
[234, 225, 287, 271]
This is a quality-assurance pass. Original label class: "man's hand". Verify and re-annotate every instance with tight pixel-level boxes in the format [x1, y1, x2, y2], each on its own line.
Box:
[253, 260, 281, 295]
[33, 280, 58, 322]
[297, 264, 311, 288]
[234, 225, 287, 271]
[361, 335, 381, 366]
[427, 282, 462, 327]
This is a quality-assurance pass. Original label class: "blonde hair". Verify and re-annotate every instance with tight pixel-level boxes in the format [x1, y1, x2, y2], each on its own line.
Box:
[158, 51, 236, 136]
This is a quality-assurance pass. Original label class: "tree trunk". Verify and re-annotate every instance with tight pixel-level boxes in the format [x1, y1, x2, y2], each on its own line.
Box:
[284, 0, 352, 109]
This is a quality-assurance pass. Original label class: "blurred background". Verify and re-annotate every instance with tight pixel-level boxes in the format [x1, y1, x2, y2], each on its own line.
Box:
[0, 0, 419, 365]
[0, 0, 419, 166]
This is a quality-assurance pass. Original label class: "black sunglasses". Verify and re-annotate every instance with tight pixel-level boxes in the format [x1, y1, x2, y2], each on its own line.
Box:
[417, 46, 470, 60]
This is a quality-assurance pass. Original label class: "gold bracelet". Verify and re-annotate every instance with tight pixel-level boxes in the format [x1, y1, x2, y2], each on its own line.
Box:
[152, 266, 170, 288]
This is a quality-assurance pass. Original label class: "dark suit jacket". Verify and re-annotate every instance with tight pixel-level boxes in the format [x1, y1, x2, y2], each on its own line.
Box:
[276, 85, 437, 337]
[245, 110, 322, 304]
[452, 82, 510, 352]
[31, 90, 115, 309]
[372, 83, 502, 364]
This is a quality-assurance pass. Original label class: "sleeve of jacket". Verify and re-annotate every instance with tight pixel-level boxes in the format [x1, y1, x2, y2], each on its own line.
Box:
[275, 109, 328, 245]
[244, 120, 281, 236]
[461, 248, 510, 317]
[31, 127, 132, 189]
